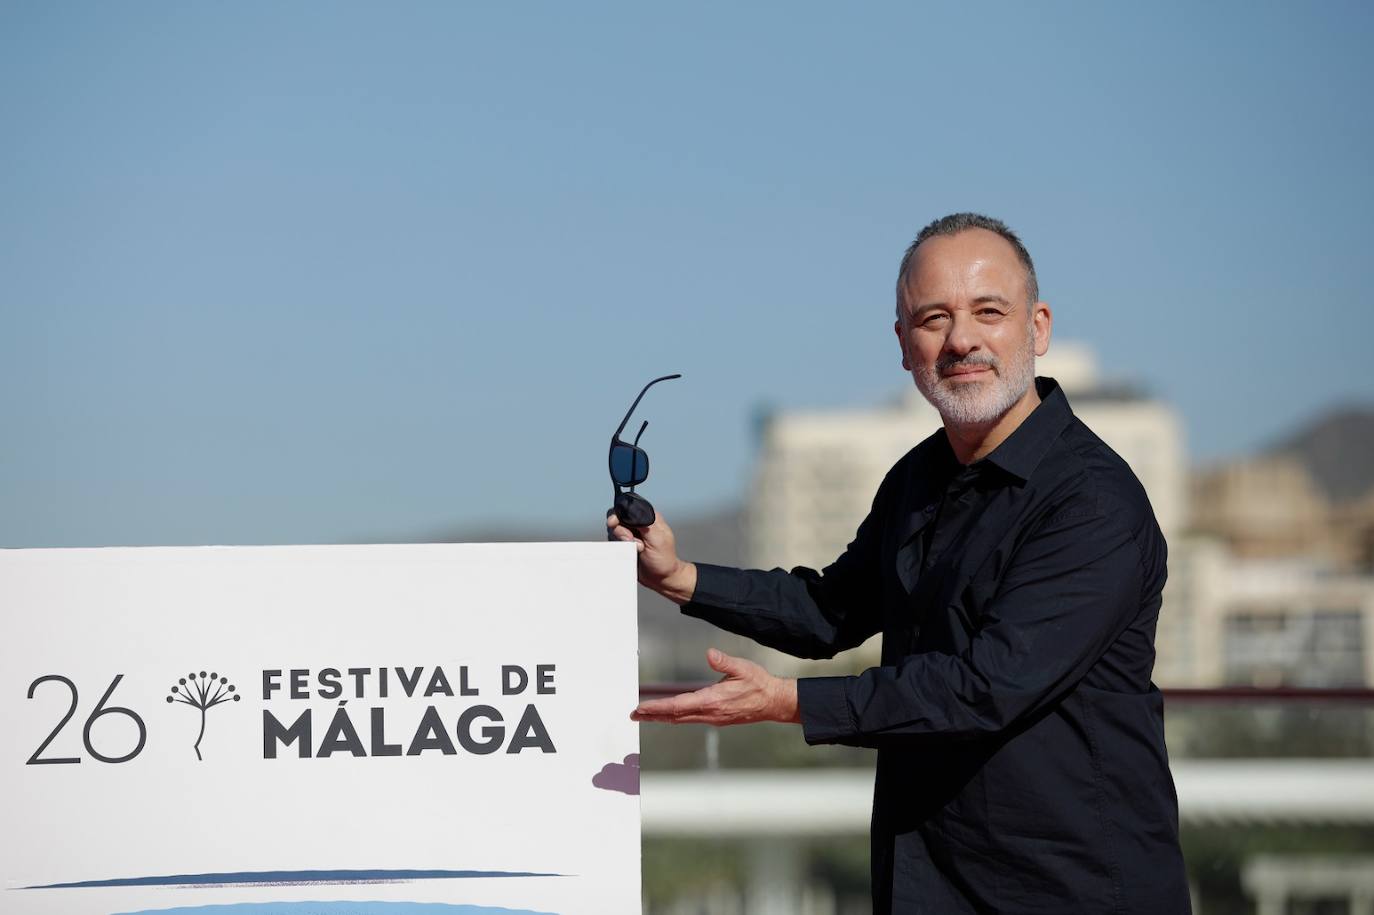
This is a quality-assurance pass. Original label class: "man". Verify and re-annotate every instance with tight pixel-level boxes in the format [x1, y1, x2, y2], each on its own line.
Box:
[609, 213, 1190, 913]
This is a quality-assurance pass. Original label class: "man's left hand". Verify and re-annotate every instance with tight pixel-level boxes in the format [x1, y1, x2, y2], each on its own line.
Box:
[632, 649, 801, 726]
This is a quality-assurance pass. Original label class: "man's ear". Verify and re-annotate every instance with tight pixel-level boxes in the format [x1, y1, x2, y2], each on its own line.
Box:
[894, 319, 910, 371]
[1032, 302, 1053, 357]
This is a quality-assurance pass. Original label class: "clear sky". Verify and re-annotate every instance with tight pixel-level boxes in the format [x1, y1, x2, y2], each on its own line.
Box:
[3, 1, 1372, 547]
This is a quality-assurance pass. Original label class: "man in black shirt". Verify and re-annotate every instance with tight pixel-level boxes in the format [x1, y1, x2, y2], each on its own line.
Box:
[610, 213, 1190, 913]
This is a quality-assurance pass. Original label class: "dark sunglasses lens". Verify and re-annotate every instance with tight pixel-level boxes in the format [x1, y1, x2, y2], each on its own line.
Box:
[610, 444, 649, 486]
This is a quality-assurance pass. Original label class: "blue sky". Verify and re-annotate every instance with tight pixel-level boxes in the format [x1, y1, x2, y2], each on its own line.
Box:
[3, 2, 1372, 547]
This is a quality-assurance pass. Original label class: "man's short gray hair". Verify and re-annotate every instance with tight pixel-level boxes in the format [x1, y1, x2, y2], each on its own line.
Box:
[895, 213, 1039, 320]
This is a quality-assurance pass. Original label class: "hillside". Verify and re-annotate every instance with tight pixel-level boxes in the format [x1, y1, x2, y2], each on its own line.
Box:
[1267, 405, 1374, 502]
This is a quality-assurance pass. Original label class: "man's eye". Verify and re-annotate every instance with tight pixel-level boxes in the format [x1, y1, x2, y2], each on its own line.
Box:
[977, 309, 1006, 320]
[920, 314, 949, 327]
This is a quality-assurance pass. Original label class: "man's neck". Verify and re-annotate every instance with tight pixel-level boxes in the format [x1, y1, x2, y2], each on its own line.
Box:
[942, 384, 1042, 465]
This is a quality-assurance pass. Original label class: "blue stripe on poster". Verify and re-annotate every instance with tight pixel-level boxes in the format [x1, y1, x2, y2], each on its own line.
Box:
[112, 904, 556, 915]
[24, 869, 564, 890]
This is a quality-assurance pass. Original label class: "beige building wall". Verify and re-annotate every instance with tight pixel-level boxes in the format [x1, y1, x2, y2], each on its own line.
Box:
[1157, 544, 1374, 687]
[1333, 490, 1374, 572]
[1191, 457, 1330, 560]
[1155, 536, 1231, 686]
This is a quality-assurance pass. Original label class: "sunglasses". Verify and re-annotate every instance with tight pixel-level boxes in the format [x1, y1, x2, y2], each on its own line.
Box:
[609, 373, 681, 528]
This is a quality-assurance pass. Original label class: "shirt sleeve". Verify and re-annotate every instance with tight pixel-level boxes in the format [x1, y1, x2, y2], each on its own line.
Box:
[681, 480, 890, 661]
[798, 499, 1144, 746]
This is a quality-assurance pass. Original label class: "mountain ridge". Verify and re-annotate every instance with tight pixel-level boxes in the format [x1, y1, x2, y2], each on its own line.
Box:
[1265, 404, 1374, 502]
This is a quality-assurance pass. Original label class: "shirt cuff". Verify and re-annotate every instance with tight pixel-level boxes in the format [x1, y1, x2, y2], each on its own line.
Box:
[680, 562, 748, 616]
[798, 675, 856, 745]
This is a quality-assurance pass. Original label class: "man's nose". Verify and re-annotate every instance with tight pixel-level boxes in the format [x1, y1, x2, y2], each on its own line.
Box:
[943, 312, 981, 357]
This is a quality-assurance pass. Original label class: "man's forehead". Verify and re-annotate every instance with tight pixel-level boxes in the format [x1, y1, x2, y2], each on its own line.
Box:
[902, 229, 1028, 301]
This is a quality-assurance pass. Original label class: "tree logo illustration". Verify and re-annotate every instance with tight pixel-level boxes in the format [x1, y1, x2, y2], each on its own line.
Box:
[166, 671, 241, 760]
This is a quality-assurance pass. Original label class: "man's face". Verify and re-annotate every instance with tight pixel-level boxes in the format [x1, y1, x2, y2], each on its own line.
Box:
[894, 228, 1052, 426]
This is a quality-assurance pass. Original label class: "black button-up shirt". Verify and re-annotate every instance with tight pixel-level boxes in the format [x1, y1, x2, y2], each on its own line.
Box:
[683, 378, 1190, 913]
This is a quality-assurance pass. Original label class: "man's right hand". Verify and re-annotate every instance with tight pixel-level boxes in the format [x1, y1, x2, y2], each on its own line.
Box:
[605, 509, 698, 605]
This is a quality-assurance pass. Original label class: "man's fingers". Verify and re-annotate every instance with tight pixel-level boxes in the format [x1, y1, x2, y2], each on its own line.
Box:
[605, 513, 643, 547]
[633, 692, 706, 718]
[631, 710, 720, 724]
[631, 682, 729, 721]
[707, 648, 749, 678]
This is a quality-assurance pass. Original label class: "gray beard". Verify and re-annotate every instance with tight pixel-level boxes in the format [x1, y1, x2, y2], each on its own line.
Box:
[915, 333, 1036, 427]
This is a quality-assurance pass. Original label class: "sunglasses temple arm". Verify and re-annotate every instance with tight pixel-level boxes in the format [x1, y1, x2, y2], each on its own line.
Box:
[631, 420, 648, 447]
[612, 373, 682, 439]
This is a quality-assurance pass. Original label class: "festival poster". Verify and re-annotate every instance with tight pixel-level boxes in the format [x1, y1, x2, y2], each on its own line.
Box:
[0, 542, 641, 915]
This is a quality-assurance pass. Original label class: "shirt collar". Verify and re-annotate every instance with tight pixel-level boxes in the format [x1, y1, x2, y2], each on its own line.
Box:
[979, 376, 1075, 482]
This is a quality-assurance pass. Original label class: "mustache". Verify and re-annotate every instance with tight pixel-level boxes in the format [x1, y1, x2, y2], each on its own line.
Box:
[935, 351, 1000, 373]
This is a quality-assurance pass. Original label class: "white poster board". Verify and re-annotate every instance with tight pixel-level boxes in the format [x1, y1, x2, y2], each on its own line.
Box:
[0, 543, 641, 915]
